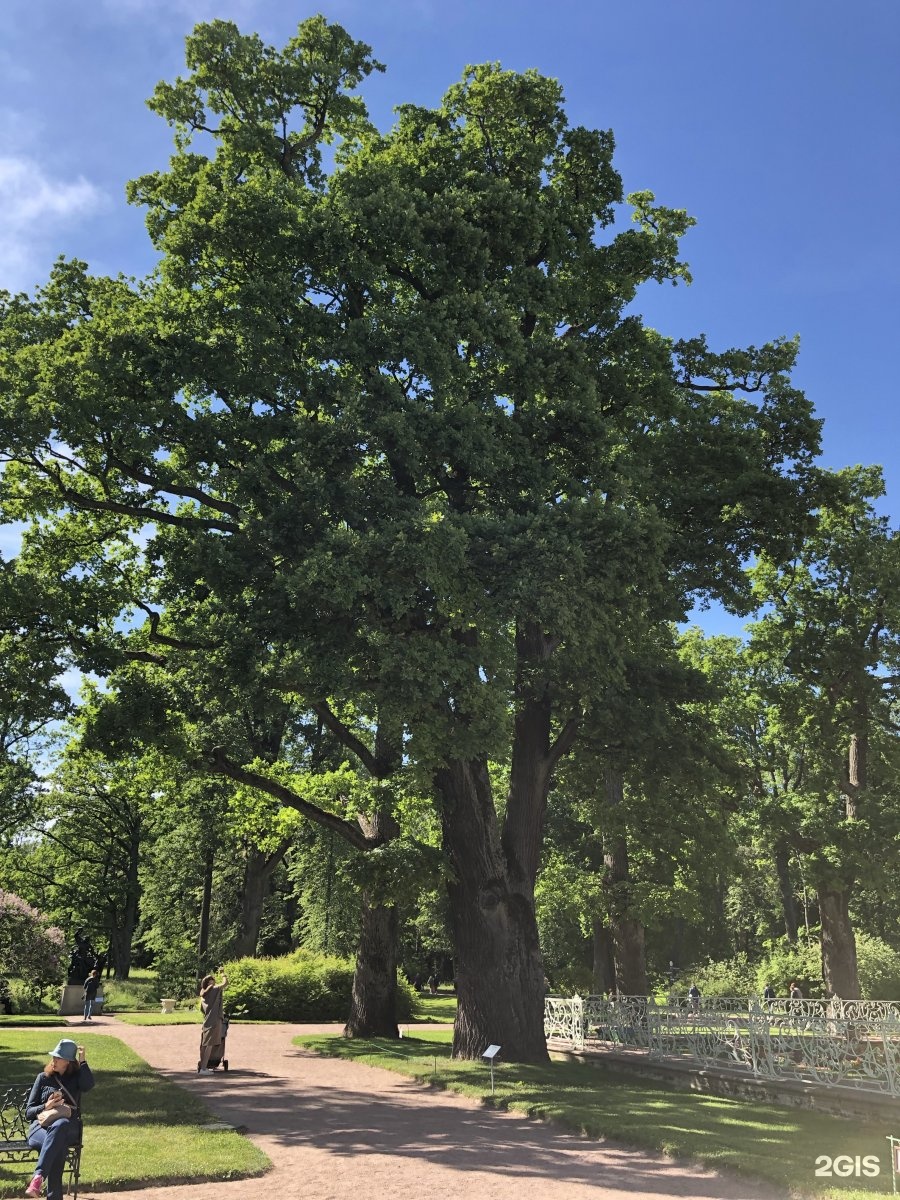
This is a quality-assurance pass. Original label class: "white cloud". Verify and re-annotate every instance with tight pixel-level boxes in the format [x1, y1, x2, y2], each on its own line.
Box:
[0, 154, 108, 293]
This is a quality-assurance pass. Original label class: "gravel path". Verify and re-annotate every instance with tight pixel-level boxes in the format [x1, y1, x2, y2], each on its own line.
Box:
[71, 1016, 783, 1200]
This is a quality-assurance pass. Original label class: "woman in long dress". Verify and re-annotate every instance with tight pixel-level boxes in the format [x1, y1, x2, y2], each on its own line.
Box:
[199, 970, 229, 1071]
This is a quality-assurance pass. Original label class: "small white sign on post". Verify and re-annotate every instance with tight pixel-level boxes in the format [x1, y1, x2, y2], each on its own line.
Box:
[482, 1044, 501, 1095]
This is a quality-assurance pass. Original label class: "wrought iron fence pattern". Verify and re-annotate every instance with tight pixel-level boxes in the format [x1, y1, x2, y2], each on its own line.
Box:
[544, 994, 900, 1097]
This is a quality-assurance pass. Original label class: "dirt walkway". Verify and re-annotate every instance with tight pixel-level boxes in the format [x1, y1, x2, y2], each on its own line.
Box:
[72, 1016, 782, 1200]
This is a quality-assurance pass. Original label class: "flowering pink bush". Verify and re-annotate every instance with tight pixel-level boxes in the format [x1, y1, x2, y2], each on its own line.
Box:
[0, 890, 66, 1002]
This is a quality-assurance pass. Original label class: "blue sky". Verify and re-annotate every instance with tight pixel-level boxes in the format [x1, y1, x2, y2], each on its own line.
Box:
[1, 0, 898, 635]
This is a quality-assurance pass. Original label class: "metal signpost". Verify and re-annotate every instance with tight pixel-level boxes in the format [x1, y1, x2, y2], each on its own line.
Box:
[888, 1136, 900, 1195]
[482, 1044, 501, 1095]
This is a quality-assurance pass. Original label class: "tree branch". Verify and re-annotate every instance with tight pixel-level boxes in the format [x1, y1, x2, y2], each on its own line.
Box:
[206, 748, 373, 850]
[312, 702, 380, 776]
[548, 717, 580, 770]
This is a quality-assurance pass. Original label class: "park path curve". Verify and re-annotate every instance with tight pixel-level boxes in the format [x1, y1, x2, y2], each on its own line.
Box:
[73, 1016, 783, 1200]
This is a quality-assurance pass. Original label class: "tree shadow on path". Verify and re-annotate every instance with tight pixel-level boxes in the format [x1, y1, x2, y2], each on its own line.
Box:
[145, 1043, 778, 1200]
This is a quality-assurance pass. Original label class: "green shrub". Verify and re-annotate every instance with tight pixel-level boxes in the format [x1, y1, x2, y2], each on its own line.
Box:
[221, 950, 416, 1021]
[676, 953, 757, 998]
[754, 938, 823, 998]
[855, 932, 900, 1000]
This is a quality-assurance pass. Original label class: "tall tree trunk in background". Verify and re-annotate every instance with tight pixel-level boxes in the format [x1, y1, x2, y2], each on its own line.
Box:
[773, 840, 799, 943]
[816, 727, 866, 999]
[818, 887, 860, 998]
[603, 769, 648, 996]
[345, 807, 401, 1038]
[197, 846, 214, 974]
[591, 918, 616, 994]
[233, 839, 292, 959]
[112, 818, 142, 979]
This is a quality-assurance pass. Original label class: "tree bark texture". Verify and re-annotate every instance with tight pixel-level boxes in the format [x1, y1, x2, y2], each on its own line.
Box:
[344, 804, 401, 1038]
[818, 886, 860, 999]
[344, 896, 400, 1038]
[232, 840, 291, 959]
[591, 918, 616, 995]
[436, 757, 549, 1063]
[434, 623, 574, 1062]
[602, 769, 648, 996]
[111, 822, 142, 979]
[773, 841, 799, 943]
[815, 724, 866, 999]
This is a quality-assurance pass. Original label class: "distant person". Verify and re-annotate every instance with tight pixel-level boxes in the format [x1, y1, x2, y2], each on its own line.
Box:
[789, 981, 803, 1001]
[25, 1039, 94, 1200]
[82, 969, 100, 1022]
[199, 969, 229, 1072]
[688, 984, 701, 1014]
[427, 974, 438, 996]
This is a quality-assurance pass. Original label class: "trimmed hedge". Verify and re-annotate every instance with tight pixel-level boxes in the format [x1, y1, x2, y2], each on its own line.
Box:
[220, 949, 416, 1021]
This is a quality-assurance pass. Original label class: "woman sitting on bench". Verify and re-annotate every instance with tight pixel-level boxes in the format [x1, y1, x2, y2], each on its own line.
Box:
[25, 1039, 94, 1200]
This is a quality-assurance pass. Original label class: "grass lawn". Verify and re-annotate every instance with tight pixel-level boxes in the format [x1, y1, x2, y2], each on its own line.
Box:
[0, 1030, 269, 1196]
[410, 991, 457, 1022]
[113, 1011, 203, 1025]
[115, 991, 459, 1026]
[295, 1031, 897, 1200]
[0, 1016, 69, 1027]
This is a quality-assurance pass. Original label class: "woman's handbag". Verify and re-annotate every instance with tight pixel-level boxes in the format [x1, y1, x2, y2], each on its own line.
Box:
[37, 1104, 72, 1128]
[37, 1079, 77, 1127]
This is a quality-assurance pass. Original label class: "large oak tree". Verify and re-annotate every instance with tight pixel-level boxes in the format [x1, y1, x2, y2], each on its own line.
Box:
[0, 18, 821, 1059]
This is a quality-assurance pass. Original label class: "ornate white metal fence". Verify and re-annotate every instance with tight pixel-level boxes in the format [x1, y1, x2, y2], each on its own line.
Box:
[544, 994, 900, 1097]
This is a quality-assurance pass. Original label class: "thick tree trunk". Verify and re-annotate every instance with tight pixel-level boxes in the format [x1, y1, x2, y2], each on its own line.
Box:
[602, 769, 648, 996]
[591, 918, 616, 995]
[232, 840, 291, 959]
[112, 820, 141, 980]
[344, 805, 401, 1038]
[344, 895, 399, 1037]
[773, 841, 799, 943]
[433, 623, 574, 1063]
[818, 886, 860, 999]
[436, 757, 549, 1063]
[815, 724, 865, 1000]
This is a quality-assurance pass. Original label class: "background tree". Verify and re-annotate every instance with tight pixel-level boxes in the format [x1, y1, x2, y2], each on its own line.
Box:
[747, 466, 900, 998]
[0, 565, 71, 839]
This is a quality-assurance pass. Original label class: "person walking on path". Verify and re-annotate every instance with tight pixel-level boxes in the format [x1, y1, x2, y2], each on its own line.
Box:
[82, 969, 100, 1021]
[199, 969, 228, 1071]
[25, 1039, 94, 1200]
